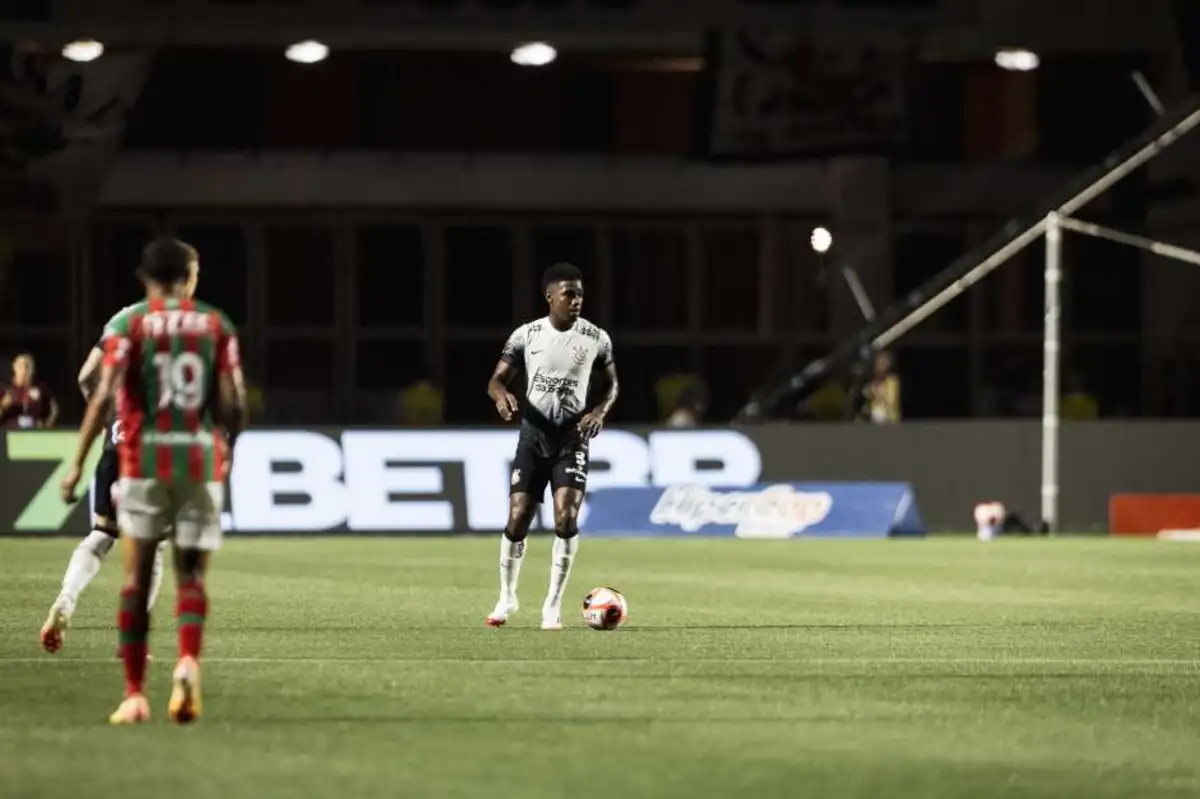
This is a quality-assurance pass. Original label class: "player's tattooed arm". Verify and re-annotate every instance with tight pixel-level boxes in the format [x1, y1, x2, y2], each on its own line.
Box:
[578, 363, 618, 440]
[592, 331, 618, 417]
[489, 326, 524, 422]
[593, 362, 619, 418]
[488, 360, 520, 422]
[76, 346, 104, 399]
[579, 331, 617, 439]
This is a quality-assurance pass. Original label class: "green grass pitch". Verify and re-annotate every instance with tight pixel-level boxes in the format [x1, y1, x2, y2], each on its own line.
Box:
[1, 536, 1198, 798]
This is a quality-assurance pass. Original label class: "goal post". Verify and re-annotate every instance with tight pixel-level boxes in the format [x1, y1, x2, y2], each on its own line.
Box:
[1039, 213, 1200, 532]
[1042, 213, 1063, 533]
[877, 103, 1200, 529]
[738, 90, 1200, 532]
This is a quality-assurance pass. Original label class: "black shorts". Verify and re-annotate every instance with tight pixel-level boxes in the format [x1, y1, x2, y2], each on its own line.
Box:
[90, 446, 120, 530]
[509, 421, 589, 502]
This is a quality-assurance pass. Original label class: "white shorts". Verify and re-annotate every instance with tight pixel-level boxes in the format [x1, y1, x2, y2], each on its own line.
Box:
[116, 478, 225, 552]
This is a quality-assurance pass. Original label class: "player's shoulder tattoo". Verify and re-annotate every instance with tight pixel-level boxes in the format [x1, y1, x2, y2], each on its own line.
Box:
[575, 319, 603, 343]
[591, 322, 615, 366]
[502, 322, 529, 359]
[519, 318, 551, 346]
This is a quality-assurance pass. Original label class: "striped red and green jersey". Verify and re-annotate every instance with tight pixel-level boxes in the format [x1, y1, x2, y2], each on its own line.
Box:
[102, 297, 241, 483]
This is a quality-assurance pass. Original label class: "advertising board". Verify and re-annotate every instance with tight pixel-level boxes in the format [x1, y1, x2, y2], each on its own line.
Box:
[6, 421, 1194, 534]
[0, 428, 762, 535]
[582, 482, 924, 538]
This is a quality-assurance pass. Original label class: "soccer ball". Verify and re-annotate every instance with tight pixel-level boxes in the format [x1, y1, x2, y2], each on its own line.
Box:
[582, 586, 628, 631]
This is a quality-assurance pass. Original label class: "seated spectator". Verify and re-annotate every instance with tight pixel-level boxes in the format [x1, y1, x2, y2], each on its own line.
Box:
[863, 350, 901, 424]
[0, 352, 57, 429]
[666, 386, 706, 428]
[400, 367, 444, 426]
[655, 372, 703, 424]
[1061, 371, 1098, 420]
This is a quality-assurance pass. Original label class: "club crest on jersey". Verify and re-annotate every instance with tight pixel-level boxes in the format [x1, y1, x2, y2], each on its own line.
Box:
[571, 345, 588, 365]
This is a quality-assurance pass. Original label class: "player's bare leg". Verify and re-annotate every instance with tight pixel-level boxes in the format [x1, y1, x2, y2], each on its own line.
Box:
[168, 546, 209, 724]
[110, 537, 157, 725]
[486, 494, 536, 626]
[541, 487, 583, 630]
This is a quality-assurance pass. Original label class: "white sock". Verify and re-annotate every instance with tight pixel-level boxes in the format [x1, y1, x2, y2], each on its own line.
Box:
[499, 535, 525, 606]
[147, 541, 166, 611]
[544, 535, 579, 614]
[58, 531, 115, 609]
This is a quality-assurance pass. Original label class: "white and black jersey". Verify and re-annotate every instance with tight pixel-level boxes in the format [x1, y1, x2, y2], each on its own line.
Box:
[500, 316, 614, 430]
[501, 316, 614, 498]
[87, 304, 137, 527]
[94, 303, 137, 451]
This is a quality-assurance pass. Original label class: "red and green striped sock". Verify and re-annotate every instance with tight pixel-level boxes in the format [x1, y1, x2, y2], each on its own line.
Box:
[177, 581, 207, 659]
[117, 586, 149, 697]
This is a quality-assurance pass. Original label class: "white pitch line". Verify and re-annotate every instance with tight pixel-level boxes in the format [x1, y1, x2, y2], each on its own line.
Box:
[0, 656, 1196, 666]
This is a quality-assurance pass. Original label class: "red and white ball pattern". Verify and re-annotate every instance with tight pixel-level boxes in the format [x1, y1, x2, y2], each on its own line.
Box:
[582, 587, 628, 631]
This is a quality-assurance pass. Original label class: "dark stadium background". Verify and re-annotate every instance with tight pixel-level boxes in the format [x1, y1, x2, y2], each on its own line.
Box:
[4, 0, 1200, 428]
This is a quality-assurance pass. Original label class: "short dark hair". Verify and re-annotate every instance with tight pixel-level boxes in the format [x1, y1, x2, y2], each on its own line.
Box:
[138, 236, 197, 285]
[543, 262, 583, 290]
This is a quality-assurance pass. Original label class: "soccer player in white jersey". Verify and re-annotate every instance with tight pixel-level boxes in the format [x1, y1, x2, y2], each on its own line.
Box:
[485, 263, 619, 630]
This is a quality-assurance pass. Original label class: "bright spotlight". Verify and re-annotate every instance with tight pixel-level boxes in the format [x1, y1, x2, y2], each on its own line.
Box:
[286, 40, 329, 64]
[994, 48, 1039, 72]
[810, 227, 833, 254]
[62, 40, 104, 63]
[511, 42, 557, 67]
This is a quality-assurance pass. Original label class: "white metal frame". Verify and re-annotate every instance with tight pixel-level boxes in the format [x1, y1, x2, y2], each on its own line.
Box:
[1039, 214, 1200, 532]
[870, 104, 1200, 533]
[1042, 212, 1063, 533]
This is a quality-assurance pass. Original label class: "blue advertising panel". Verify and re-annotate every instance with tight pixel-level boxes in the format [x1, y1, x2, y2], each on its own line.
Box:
[582, 482, 925, 538]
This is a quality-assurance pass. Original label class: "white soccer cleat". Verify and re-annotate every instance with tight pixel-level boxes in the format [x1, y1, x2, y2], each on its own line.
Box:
[540, 607, 563, 631]
[39, 598, 73, 654]
[109, 694, 151, 725]
[485, 597, 519, 627]
[168, 656, 202, 724]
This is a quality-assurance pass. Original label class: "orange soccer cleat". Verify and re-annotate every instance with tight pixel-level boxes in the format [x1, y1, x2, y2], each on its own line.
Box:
[39, 602, 72, 654]
[485, 597, 518, 627]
